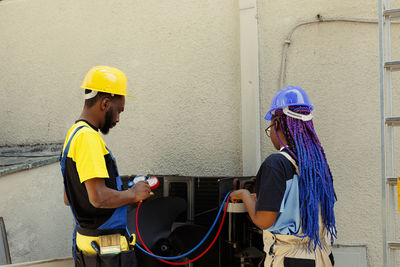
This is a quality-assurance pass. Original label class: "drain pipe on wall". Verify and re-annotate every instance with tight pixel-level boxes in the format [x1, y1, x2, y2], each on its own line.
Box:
[279, 15, 379, 89]
[239, 0, 261, 176]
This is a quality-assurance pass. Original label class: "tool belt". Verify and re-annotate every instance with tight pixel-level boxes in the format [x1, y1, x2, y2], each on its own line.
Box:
[77, 227, 130, 239]
[75, 227, 136, 267]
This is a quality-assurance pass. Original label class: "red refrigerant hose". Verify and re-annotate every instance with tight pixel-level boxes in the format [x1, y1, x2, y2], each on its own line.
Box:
[135, 195, 230, 265]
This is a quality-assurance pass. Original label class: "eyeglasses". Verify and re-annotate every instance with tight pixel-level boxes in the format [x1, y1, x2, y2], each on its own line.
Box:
[265, 124, 274, 137]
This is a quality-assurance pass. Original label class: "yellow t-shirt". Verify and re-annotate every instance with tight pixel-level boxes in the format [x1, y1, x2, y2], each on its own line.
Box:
[62, 120, 118, 229]
[63, 121, 110, 182]
[63, 120, 131, 254]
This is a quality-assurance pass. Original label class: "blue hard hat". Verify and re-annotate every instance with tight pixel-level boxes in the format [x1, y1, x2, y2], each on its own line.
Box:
[264, 85, 313, 120]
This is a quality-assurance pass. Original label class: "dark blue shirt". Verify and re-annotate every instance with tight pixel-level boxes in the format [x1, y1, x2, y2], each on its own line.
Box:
[255, 152, 296, 212]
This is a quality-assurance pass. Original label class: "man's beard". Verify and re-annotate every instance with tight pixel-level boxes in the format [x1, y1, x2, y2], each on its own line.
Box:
[100, 108, 116, 135]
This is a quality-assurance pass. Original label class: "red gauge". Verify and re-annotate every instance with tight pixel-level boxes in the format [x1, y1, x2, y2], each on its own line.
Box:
[147, 176, 160, 190]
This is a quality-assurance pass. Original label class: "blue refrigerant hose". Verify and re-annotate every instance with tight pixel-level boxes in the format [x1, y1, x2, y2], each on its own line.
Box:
[135, 191, 232, 260]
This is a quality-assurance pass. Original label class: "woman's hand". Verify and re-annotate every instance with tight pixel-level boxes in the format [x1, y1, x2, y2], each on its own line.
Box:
[230, 189, 248, 203]
[230, 189, 277, 229]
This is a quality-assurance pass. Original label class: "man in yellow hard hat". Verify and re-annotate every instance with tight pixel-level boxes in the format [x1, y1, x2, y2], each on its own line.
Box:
[60, 66, 150, 266]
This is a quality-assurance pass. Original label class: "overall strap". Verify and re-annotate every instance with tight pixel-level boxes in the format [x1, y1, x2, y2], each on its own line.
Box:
[279, 151, 299, 175]
[60, 125, 88, 179]
[60, 125, 89, 210]
[59, 125, 88, 260]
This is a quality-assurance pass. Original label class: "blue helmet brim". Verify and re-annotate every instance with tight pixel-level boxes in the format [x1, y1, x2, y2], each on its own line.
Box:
[264, 111, 273, 120]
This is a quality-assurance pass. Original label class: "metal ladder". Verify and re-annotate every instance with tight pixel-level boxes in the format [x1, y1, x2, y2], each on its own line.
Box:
[379, 0, 400, 265]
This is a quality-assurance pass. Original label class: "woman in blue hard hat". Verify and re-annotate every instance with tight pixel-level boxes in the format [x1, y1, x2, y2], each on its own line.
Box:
[230, 85, 336, 267]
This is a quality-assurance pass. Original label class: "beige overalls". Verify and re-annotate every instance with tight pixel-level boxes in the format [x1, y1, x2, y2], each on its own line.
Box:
[262, 217, 333, 266]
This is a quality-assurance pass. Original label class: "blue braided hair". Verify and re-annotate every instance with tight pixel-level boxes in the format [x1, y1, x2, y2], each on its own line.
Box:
[274, 106, 337, 250]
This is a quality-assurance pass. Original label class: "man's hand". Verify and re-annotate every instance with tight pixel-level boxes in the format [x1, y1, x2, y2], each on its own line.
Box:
[129, 181, 151, 204]
[85, 178, 151, 209]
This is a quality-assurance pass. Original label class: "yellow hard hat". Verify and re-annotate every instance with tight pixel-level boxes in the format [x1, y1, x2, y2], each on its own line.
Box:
[80, 66, 134, 98]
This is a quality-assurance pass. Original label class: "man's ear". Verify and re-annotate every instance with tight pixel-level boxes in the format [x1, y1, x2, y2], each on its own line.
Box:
[100, 97, 111, 112]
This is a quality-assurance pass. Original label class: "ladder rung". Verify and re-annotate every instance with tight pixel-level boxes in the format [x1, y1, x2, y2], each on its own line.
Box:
[387, 177, 398, 185]
[388, 241, 400, 249]
[383, 8, 400, 18]
[385, 61, 400, 71]
[385, 117, 400, 126]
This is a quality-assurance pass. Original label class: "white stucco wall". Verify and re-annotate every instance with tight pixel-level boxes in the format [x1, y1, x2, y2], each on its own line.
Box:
[0, 0, 242, 264]
[0, 0, 242, 177]
[0, 163, 73, 264]
[257, 0, 400, 266]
